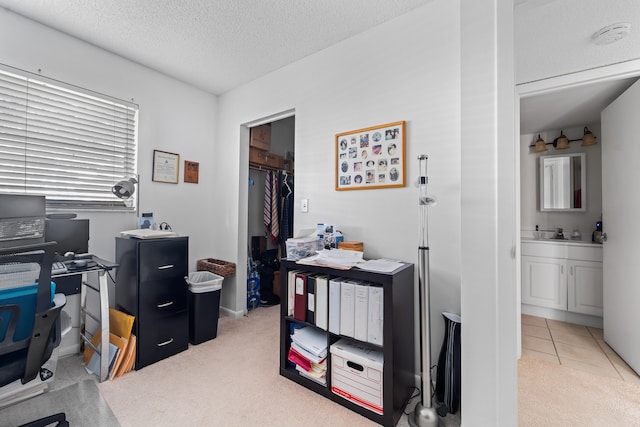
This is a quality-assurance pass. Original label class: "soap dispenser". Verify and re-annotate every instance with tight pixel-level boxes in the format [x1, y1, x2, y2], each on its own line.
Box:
[592, 219, 603, 243]
[571, 228, 581, 241]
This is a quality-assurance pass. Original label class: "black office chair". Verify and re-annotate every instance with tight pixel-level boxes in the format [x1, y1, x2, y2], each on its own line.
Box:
[0, 242, 68, 426]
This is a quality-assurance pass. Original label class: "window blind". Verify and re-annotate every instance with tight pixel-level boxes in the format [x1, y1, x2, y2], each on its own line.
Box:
[0, 64, 138, 210]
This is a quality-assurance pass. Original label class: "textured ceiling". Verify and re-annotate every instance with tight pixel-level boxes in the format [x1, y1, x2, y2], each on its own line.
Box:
[516, 0, 640, 133]
[0, 0, 432, 95]
[2, 0, 638, 132]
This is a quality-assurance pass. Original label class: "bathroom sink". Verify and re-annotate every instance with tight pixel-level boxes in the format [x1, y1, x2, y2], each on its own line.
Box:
[532, 231, 555, 239]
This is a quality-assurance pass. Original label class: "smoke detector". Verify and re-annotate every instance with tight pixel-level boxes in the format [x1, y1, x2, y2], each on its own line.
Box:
[592, 23, 631, 45]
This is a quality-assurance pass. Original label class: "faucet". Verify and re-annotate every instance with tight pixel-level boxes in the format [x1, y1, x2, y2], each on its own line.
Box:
[553, 228, 565, 240]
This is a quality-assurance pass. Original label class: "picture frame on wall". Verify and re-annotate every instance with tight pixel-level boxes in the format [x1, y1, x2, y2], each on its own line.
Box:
[335, 120, 406, 191]
[184, 160, 199, 184]
[152, 149, 180, 183]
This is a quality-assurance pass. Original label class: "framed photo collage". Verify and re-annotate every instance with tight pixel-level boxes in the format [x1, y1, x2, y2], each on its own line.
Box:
[335, 121, 405, 191]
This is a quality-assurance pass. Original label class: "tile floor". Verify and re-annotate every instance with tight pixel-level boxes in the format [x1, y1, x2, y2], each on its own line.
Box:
[521, 314, 640, 383]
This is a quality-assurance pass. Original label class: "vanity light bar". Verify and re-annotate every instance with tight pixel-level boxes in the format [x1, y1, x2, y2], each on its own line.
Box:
[529, 127, 598, 152]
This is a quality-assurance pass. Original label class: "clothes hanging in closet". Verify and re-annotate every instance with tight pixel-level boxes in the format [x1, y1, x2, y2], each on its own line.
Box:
[263, 170, 280, 242]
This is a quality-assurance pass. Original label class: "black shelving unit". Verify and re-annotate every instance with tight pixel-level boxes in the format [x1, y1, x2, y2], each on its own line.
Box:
[279, 260, 415, 427]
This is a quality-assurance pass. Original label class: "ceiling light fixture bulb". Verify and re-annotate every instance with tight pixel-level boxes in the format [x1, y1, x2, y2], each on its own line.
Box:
[592, 23, 631, 45]
[534, 134, 548, 153]
[581, 126, 598, 147]
[555, 131, 570, 150]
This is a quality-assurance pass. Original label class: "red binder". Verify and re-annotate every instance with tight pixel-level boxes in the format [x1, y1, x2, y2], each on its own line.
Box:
[293, 273, 307, 322]
[287, 347, 312, 372]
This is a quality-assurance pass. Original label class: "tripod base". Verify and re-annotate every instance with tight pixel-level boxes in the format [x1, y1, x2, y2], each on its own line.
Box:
[408, 403, 442, 427]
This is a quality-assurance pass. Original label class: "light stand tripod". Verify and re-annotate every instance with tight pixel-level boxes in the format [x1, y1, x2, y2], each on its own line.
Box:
[409, 154, 441, 427]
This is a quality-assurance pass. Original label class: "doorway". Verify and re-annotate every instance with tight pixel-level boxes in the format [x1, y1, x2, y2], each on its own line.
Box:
[515, 61, 640, 346]
[247, 115, 295, 310]
[516, 61, 640, 371]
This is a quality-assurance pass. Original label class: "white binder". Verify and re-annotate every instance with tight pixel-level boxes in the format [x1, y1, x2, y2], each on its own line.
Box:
[354, 282, 369, 341]
[315, 275, 329, 330]
[340, 280, 359, 338]
[328, 278, 344, 334]
[367, 286, 384, 345]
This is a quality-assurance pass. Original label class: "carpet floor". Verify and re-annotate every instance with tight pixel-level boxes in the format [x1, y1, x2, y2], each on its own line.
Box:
[8, 304, 636, 426]
[98, 305, 399, 426]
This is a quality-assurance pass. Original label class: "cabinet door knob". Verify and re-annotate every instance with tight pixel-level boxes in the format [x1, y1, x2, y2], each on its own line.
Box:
[158, 264, 174, 270]
[157, 301, 174, 308]
[157, 338, 174, 347]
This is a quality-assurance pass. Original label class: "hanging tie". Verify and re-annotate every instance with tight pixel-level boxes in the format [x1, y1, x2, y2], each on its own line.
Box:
[264, 171, 272, 232]
[270, 171, 279, 241]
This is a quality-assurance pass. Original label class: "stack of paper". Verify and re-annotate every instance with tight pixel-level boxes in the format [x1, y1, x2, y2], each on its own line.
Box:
[297, 249, 364, 270]
[120, 229, 177, 239]
[288, 326, 328, 385]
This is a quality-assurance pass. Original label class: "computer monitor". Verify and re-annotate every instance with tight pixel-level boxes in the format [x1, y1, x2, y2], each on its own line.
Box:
[44, 219, 89, 259]
[45, 219, 89, 295]
[0, 194, 46, 249]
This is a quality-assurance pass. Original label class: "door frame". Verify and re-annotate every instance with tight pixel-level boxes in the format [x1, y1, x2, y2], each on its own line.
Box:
[515, 59, 640, 357]
[237, 108, 295, 316]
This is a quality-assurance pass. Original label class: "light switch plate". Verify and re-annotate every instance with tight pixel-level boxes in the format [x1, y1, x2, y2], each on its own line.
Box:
[301, 198, 309, 212]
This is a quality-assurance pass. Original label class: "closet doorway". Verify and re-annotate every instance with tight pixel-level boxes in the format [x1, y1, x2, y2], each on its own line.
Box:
[247, 115, 295, 308]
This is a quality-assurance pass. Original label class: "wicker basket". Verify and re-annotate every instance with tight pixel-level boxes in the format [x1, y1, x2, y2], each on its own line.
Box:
[197, 258, 236, 278]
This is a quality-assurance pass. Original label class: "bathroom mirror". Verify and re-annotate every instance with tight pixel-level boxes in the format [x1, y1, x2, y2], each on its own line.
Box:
[539, 153, 586, 211]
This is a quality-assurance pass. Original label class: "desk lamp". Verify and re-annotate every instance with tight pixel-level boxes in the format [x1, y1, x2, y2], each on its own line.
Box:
[111, 176, 139, 214]
[409, 155, 441, 427]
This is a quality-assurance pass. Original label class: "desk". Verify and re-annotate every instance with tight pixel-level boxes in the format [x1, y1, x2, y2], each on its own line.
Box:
[52, 256, 118, 382]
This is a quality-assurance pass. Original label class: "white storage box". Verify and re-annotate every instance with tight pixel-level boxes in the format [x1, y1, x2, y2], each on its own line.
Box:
[286, 236, 321, 260]
[330, 338, 384, 415]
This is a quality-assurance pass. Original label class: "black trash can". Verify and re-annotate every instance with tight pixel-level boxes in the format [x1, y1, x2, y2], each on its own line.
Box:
[186, 271, 223, 345]
[435, 311, 461, 415]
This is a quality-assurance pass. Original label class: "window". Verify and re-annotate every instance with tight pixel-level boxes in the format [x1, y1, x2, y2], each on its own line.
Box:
[0, 64, 138, 210]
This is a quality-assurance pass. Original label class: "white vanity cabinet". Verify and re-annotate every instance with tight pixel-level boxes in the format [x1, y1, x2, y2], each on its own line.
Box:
[521, 240, 603, 317]
[567, 260, 603, 316]
[521, 255, 567, 310]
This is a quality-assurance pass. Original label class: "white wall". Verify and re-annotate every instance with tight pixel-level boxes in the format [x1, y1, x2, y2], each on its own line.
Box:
[217, 0, 462, 352]
[218, 0, 517, 424]
[461, 0, 517, 424]
[0, 8, 219, 272]
[2, 2, 520, 424]
[520, 124, 603, 239]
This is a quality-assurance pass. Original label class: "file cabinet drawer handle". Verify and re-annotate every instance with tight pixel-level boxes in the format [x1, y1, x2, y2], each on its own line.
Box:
[157, 338, 174, 347]
[158, 264, 174, 270]
[157, 301, 174, 308]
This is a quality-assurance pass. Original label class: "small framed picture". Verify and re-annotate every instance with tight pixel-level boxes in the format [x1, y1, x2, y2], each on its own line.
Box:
[152, 150, 179, 184]
[184, 160, 199, 184]
[335, 121, 406, 191]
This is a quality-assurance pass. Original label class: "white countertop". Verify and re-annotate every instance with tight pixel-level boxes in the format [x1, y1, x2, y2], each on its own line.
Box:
[521, 238, 602, 248]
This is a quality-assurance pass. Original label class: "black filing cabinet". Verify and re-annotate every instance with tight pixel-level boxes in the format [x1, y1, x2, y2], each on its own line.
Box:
[115, 236, 189, 369]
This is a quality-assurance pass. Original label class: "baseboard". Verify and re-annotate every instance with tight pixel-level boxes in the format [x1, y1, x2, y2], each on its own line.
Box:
[219, 305, 245, 319]
[521, 304, 603, 328]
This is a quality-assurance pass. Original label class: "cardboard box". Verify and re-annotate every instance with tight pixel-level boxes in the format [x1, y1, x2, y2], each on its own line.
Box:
[250, 124, 271, 151]
[338, 241, 364, 252]
[330, 338, 384, 415]
[249, 147, 284, 169]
